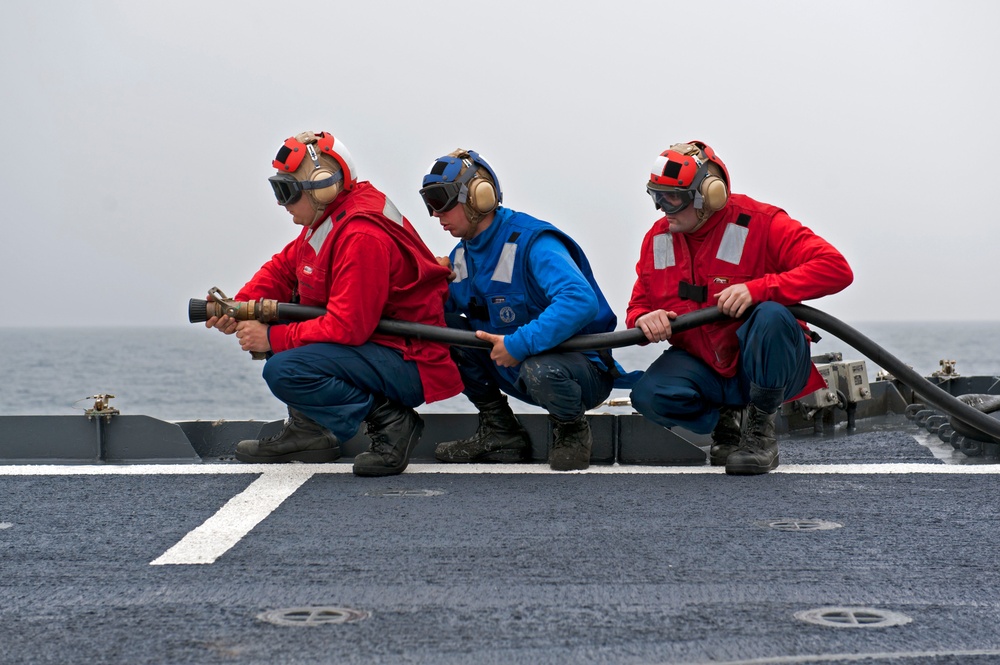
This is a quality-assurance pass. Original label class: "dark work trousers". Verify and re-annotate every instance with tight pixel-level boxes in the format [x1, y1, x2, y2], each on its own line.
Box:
[261, 342, 424, 442]
[629, 302, 812, 435]
[447, 316, 614, 422]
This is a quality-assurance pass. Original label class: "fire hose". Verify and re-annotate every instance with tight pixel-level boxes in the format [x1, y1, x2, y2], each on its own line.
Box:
[188, 289, 1000, 444]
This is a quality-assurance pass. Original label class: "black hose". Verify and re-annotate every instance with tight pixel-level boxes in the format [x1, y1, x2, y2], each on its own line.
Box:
[785, 304, 1000, 443]
[381, 303, 1000, 443]
[189, 298, 1000, 442]
[188, 299, 728, 350]
[376, 307, 728, 352]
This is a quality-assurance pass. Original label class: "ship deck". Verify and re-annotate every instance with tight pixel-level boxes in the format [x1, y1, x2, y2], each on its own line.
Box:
[3, 395, 1000, 664]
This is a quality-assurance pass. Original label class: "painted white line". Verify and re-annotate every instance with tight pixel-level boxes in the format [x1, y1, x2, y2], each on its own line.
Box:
[2, 462, 1000, 476]
[149, 467, 314, 566]
[8, 460, 996, 568]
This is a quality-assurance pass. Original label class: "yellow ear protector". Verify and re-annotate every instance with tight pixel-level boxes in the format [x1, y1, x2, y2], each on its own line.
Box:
[698, 165, 728, 212]
[302, 143, 343, 205]
[460, 150, 501, 214]
[466, 168, 498, 214]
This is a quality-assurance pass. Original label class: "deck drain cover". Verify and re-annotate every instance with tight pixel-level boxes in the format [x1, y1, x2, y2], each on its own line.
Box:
[761, 519, 842, 532]
[257, 606, 370, 626]
[795, 606, 911, 628]
[365, 488, 446, 497]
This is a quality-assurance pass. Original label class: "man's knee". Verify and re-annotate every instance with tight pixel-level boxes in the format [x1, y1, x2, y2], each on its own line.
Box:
[261, 353, 284, 386]
[261, 353, 297, 397]
[631, 373, 706, 418]
[520, 357, 570, 398]
[747, 302, 796, 333]
[629, 375, 656, 415]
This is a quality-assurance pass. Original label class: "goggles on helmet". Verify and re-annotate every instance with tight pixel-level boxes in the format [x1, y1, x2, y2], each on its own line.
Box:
[419, 160, 478, 215]
[418, 182, 463, 214]
[647, 188, 696, 215]
[268, 171, 343, 206]
[419, 149, 502, 216]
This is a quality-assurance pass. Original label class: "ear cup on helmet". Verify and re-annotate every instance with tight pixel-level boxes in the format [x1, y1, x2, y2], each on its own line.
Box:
[700, 173, 728, 211]
[467, 176, 498, 214]
[309, 167, 342, 205]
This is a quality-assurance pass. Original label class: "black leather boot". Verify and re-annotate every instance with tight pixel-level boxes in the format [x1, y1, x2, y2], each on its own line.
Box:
[235, 407, 341, 463]
[548, 415, 592, 471]
[352, 398, 424, 477]
[434, 396, 531, 463]
[725, 403, 779, 475]
[709, 405, 744, 466]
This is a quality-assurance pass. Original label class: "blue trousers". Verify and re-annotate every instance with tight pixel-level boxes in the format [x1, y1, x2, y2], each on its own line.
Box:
[447, 316, 613, 422]
[630, 302, 811, 435]
[261, 342, 424, 441]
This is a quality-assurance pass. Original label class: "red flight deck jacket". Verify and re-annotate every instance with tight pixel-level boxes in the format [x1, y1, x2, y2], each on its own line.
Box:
[236, 181, 463, 404]
[627, 193, 854, 397]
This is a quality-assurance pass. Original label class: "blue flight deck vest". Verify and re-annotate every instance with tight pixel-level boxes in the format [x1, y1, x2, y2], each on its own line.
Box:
[448, 208, 619, 370]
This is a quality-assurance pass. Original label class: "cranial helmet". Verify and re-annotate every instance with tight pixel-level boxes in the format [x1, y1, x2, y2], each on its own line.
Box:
[419, 149, 502, 228]
[647, 141, 730, 222]
[268, 131, 358, 215]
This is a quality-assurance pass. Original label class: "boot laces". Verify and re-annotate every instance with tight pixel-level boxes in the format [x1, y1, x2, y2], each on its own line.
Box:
[259, 419, 295, 445]
[552, 419, 587, 450]
[742, 408, 773, 452]
[364, 421, 393, 454]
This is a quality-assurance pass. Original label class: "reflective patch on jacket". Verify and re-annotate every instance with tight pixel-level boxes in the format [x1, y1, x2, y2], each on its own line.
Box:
[308, 217, 333, 255]
[653, 233, 675, 269]
[452, 247, 468, 283]
[491, 242, 518, 283]
[716, 223, 749, 265]
[382, 197, 404, 225]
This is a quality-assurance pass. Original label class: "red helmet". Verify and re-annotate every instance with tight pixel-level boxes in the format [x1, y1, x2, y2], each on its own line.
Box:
[272, 131, 357, 187]
[269, 131, 358, 207]
[647, 141, 729, 216]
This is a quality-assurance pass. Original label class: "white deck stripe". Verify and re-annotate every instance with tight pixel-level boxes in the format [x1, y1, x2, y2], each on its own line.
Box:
[149, 467, 314, 565]
[1, 462, 999, 476]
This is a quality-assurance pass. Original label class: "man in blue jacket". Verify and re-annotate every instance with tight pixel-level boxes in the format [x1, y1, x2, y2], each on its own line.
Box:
[419, 149, 621, 471]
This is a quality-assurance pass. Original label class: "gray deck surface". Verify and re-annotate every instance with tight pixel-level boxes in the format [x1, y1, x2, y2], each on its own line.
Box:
[2, 423, 1000, 665]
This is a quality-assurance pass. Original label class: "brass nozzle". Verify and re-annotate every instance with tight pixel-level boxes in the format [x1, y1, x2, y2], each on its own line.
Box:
[187, 297, 282, 323]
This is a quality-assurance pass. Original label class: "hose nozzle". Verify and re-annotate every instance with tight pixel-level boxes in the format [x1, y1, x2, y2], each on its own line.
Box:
[187, 287, 282, 324]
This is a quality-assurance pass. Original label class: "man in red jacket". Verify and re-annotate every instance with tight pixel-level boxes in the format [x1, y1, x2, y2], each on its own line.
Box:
[627, 141, 853, 475]
[205, 130, 462, 476]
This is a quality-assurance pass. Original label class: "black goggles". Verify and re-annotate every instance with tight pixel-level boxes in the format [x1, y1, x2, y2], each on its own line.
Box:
[268, 172, 342, 206]
[418, 181, 463, 215]
[648, 188, 696, 214]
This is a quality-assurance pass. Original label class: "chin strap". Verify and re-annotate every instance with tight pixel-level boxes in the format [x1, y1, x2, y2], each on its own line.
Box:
[461, 215, 480, 240]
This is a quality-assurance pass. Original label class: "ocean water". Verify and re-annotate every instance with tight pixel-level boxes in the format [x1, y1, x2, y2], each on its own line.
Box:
[1, 321, 999, 422]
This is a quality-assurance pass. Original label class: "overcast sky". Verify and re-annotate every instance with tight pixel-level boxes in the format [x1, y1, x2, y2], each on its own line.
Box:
[1, 0, 997, 328]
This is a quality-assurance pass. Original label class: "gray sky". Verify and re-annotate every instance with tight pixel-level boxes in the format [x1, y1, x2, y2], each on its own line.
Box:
[2, 0, 997, 328]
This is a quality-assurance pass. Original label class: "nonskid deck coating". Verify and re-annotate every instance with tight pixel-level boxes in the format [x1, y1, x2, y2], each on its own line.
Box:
[2, 421, 999, 664]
